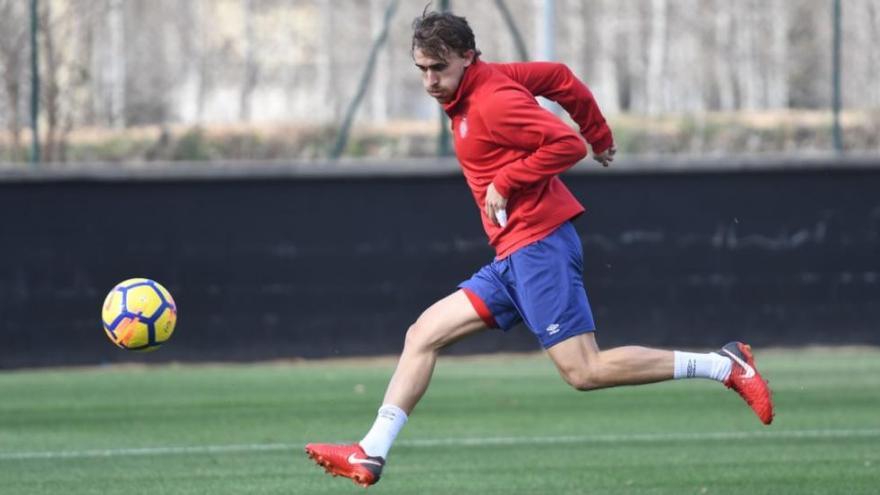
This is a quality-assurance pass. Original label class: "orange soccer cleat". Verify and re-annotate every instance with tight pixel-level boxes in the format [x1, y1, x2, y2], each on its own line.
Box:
[721, 341, 775, 424]
[305, 443, 385, 488]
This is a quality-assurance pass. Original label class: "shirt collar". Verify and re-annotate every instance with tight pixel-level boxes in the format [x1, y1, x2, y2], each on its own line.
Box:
[442, 59, 488, 115]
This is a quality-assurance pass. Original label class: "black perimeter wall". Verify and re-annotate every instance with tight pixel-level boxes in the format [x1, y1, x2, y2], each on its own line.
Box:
[1, 162, 878, 368]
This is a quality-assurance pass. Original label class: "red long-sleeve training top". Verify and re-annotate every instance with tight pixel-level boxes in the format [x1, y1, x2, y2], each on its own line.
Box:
[442, 59, 613, 259]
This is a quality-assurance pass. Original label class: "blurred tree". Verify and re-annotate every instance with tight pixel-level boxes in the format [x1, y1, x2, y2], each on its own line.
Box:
[38, 0, 60, 161]
[0, 0, 28, 161]
[36, 0, 93, 161]
[645, 0, 667, 115]
[239, 0, 258, 122]
[369, 0, 390, 124]
[1, 0, 878, 161]
[107, 0, 124, 127]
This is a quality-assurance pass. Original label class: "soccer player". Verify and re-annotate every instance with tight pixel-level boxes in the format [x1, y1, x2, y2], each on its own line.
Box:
[306, 10, 773, 487]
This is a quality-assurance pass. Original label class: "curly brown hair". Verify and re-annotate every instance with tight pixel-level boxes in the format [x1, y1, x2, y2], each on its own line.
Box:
[411, 9, 481, 61]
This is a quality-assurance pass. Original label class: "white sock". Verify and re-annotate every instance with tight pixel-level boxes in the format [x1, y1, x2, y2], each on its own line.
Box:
[359, 404, 408, 459]
[673, 351, 732, 382]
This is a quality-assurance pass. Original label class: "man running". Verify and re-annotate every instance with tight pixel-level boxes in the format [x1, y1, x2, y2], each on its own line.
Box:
[305, 10, 773, 488]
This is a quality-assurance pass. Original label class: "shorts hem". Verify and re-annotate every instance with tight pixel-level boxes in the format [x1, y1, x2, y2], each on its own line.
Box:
[540, 327, 595, 350]
[459, 287, 499, 329]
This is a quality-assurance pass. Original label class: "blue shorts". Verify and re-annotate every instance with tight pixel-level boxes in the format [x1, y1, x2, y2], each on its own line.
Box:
[459, 222, 596, 349]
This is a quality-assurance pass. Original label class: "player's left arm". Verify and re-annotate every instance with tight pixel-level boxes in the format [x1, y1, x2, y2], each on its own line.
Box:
[493, 62, 615, 165]
[481, 88, 588, 213]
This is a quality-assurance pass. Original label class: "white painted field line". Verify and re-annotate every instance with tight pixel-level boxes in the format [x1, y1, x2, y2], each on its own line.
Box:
[399, 428, 880, 447]
[0, 443, 292, 460]
[1, 428, 879, 461]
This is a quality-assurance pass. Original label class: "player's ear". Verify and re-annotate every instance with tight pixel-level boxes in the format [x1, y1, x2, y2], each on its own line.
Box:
[463, 49, 475, 67]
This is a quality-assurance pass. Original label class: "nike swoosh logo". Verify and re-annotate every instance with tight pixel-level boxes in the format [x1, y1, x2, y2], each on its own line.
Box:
[723, 348, 756, 379]
[347, 453, 383, 467]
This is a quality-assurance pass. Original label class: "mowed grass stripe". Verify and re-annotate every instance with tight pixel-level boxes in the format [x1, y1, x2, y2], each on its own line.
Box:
[3, 428, 879, 461]
[1, 349, 878, 494]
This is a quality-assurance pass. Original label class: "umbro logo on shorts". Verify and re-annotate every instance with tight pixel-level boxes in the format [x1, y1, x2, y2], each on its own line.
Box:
[546, 323, 561, 335]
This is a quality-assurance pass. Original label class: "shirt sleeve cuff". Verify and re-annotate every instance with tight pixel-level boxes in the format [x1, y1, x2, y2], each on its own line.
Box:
[492, 173, 514, 199]
[584, 128, 614, 155]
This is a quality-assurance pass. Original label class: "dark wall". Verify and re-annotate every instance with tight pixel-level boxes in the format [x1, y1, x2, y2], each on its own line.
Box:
[1, 165, 878, 368]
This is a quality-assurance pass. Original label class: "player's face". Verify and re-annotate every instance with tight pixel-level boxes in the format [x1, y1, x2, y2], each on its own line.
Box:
[413, 48, 474, 104]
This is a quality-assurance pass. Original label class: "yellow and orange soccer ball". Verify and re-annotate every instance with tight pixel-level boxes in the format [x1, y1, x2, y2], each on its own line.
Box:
[102, 278, 177, 351]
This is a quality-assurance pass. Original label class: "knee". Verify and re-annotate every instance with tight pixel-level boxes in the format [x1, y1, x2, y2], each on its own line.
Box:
[403, 320, 444, 353]
[560, 365, 604, 391]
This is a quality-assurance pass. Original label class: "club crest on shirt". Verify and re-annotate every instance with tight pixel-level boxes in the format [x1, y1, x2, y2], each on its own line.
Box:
[459, 117, 468, 138]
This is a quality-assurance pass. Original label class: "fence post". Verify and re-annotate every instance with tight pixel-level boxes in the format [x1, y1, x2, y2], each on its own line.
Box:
[30, 0, 40, 165]
[437, 0, 453, 157]
[831, 0, 843, 153]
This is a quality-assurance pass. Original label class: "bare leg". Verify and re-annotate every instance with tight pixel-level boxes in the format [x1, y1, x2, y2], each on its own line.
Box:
[546, 332, 673, 390]
[304, 291, 488, 479]
[382, 290, 488, 414]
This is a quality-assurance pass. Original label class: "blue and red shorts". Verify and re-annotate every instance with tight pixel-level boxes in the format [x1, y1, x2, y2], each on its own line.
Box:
[459, 221, 596, 349]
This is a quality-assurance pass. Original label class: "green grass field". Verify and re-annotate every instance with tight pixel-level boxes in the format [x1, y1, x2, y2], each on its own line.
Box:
[1, 348, 878, 494]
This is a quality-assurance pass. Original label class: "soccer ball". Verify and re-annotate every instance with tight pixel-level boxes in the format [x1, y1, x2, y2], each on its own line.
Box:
[102, 278, 177, 351]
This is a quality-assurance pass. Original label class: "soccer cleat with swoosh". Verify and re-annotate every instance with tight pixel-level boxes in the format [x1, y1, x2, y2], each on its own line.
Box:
[721, 341, 775, 425]
[305, 443, 385, 487]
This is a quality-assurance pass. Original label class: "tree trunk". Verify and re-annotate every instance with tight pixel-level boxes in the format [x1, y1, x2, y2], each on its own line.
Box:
[39, 2, 58, 162]
[565, 0, 585, 78]
[108, 0, 125, 127]
[368, 0, 388, 124]
[3, 48, 24, 162]
[5, 77, 22, 162]
[737, 0, 759, 109]
[0, 1, 26, 161]
[315, 0, 336, 122]
[195, 0, 209, 122]
[767, 0, 788, 108]
[593, 0, 620, 113]
[645, 0, 668, 115]
[714, 3, 736, 110]
[866, 1, 880, 108]
[239, 0, 258, 122]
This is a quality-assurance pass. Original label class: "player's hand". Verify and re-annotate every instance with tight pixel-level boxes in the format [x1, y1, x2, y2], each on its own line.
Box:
[485, 183, 508, 227]
[593, 145, 616, 167]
